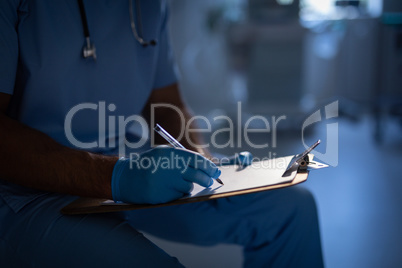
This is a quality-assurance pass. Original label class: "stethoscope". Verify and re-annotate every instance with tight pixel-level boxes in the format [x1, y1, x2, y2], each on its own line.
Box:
[77, 0, 157, 60]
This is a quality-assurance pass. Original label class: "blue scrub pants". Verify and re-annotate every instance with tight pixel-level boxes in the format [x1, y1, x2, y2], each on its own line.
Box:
[0, 187, 323, 267]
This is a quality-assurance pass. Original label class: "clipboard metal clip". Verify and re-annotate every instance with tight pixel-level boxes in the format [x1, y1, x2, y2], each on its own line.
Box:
[282, 140, 323, 177]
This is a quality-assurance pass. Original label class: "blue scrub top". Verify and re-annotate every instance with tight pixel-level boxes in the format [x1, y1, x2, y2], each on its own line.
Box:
[0, 0, 177, 212]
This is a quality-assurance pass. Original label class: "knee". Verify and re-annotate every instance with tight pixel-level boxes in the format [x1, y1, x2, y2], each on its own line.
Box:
[291, 187, 317, 208]
[284, 187, 319, 225]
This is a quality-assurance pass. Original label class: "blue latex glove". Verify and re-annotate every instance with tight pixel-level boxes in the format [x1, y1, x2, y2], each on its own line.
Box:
[111, 146, 221, 204]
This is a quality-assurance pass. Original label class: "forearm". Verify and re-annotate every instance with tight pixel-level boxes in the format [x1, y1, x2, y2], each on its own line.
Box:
[157, 106, 212, 157]
[0, 113, 116, 199]
[143, 83, 213, 159]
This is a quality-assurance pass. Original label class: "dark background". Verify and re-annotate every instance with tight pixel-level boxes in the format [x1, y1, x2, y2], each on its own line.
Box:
[141, 0, 402, 267]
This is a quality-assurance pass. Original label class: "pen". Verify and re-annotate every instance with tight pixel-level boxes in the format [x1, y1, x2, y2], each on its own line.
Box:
[154, 124, 224, 185]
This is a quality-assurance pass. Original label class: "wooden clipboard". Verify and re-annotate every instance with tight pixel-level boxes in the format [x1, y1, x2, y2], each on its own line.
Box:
[61, 171, 308, 215]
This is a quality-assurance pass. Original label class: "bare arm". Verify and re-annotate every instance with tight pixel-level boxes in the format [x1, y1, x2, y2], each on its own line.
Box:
[0, 92, 116, 199]
[142, 83, 213, 159]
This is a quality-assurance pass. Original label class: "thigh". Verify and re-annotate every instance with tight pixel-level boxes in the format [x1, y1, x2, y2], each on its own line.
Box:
[126, 186, 318, 247]
[0, 194, 183, 268]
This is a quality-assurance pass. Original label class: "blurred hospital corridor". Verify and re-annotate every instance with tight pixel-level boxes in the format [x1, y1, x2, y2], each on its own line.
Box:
[141, 0, 402, 267]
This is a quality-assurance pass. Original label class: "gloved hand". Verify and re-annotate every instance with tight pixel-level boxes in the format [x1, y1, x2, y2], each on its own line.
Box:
[111, 146, 221, 204]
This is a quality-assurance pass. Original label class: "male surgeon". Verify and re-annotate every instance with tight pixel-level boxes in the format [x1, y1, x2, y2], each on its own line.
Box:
[0, 0, 324, 267]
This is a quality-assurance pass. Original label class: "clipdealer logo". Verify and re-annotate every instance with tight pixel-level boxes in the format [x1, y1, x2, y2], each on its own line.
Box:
[63, 101, 287, 157]
[63, 100, 339, 167]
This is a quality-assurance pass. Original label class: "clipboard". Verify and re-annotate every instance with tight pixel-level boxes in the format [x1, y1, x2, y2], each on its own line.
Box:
[61, 154, 326, 215]
[61, 172, 308, 215]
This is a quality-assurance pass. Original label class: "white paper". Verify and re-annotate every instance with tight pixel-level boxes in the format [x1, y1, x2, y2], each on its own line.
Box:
[183, 155, 297, 199]
[102, 155, 298, 205]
